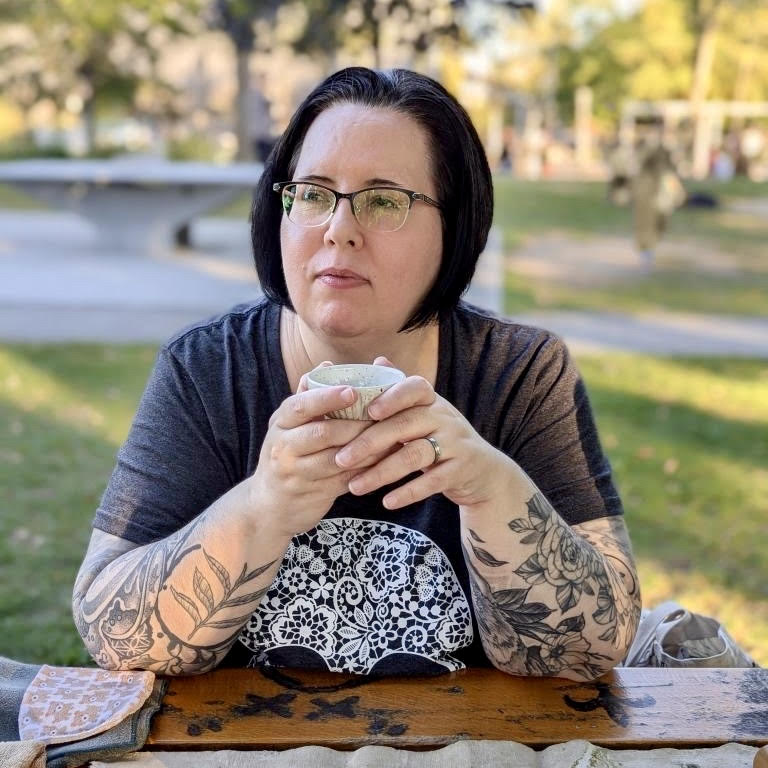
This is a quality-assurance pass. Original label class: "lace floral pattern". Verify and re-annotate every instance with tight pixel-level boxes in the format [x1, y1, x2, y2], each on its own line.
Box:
[238, 518, 473, 674]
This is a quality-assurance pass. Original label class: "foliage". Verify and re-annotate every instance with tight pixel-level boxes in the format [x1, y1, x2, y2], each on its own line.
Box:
[556, 0, 768, 126]
[0, 0, 203, 147]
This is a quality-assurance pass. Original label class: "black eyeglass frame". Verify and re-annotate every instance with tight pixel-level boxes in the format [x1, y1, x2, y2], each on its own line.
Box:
[272, 180, 442, 230]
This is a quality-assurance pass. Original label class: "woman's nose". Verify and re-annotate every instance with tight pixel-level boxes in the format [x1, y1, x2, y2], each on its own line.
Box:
[323, 197, 363, 249]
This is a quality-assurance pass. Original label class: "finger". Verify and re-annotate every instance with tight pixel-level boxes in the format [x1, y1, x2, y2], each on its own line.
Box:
[372, 356, 396, 367]
[366, 375, 436, 421]
[297, 360, 334, 394]
[275, 386, 357, 429]
[335, 405, 433, 468]
[286, 418, 370, 456]
[381, 465, 449, 510]
[348, 437, 438, 495]
[298, 445, 367, 481]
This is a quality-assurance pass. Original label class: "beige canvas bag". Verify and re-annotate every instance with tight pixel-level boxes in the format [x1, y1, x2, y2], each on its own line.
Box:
[622, 601, 758, 668]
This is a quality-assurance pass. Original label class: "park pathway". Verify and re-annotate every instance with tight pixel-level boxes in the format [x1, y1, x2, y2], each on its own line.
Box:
[1, 210, 767, 356]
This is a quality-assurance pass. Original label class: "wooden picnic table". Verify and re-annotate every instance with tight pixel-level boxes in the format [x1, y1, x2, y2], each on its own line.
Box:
[146, 665, 768, 752]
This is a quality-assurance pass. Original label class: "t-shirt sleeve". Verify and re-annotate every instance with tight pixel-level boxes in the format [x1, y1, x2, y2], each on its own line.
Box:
[92, 346, 237, 544]
[503, 334, 622, 525]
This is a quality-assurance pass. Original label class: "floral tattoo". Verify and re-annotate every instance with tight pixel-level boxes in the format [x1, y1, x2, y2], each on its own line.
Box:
[465, 493, 639, 679]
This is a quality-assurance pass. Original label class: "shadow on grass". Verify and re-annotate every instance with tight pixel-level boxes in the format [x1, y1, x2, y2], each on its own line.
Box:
[493, 178, 768, 267]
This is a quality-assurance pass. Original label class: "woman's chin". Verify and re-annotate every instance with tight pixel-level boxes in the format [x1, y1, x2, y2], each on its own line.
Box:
[312, 307, 386, 341]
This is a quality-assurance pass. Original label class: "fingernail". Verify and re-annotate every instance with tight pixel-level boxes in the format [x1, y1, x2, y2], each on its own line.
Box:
[341, 387, 355, 403]
[336, 449, 351, 466]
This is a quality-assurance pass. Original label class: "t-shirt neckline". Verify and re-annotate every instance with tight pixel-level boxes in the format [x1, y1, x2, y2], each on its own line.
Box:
[266, 300, 452, 405]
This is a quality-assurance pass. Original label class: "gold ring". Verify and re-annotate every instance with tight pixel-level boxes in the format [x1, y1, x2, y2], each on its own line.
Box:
[424, 436, 442, 466]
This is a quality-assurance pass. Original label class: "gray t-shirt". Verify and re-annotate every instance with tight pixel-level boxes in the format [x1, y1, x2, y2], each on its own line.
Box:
[94, 298, 622, 674]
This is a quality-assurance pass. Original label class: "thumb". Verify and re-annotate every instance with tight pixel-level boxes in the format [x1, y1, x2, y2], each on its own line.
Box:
[372, 356, 396, 368]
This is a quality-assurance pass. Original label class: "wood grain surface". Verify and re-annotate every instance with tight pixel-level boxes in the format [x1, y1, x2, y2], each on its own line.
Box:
[146, 666, 768, 751]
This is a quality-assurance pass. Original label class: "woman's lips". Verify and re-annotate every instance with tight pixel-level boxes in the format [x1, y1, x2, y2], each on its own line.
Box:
[316, 269, 368, 289]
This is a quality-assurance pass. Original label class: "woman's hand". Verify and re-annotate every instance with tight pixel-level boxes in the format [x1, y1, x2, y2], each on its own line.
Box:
[248, 368, 373, 541]
[334, 357, 510, 511]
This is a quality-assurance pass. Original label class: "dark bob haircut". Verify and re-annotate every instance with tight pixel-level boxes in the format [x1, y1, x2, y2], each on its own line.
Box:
[250, 67, 493, 331]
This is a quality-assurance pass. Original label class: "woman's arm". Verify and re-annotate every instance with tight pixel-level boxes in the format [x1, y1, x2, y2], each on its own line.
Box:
[73, 382, 370, 676]
[72, 479, 288, 675]
[337, 367, 641, 681]
[459, 461, 640, 680]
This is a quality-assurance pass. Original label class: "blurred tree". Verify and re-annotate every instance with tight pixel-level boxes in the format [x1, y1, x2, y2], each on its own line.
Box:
[210, 0, 281, 160]
[0, 0, 202, 152]
[284, 0, 533, 71]
[207, 0, 533, 159]
[555, 0, 768, 129]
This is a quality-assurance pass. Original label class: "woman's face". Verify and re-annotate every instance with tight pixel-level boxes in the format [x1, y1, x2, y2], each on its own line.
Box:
[279, 103, 443, 341]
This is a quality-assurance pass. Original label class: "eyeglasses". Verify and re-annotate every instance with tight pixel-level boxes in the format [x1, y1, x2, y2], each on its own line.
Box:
[273, 181, 441, 232]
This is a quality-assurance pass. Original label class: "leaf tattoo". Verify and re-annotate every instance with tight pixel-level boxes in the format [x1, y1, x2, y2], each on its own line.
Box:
[170, 585, 201, 625]
[193, 568, 215, 614]
[204, 551, 231, 593]
[170, 550, 277, 639]
[469, 541, 509, 567]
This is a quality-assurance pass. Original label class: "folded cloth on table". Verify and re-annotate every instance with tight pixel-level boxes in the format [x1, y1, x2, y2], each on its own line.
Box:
[0, 656, 167, 768]
[0, 739, 46, 768]
[20, 664, 154, 744]
[88, 741, 760, 768]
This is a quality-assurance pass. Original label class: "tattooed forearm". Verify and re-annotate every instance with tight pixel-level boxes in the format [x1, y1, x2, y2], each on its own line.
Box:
[463, 492, 641, 681]
[72, 489, 287, 675]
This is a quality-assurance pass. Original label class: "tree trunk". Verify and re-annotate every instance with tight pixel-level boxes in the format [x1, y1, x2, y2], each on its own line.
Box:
[82, 95, 97, 156]
[235, 48, 252, 161]
[690, 5, 721, 179]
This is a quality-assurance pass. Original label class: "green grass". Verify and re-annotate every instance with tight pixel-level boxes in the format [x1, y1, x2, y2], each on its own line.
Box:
[0, 345, 157, 666]
[493, 178, 768, 317]
[0, 184, 46, 209]
[1, 344, 767, 667]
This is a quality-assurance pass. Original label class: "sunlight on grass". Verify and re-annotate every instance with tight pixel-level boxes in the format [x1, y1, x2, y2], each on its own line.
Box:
[0, 344, 157, 665]
[0, 347, 143, 446]
[580, 355, 768, 425]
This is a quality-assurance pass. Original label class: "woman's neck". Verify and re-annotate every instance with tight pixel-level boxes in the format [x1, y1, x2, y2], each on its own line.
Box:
[280, 309, 440, 392]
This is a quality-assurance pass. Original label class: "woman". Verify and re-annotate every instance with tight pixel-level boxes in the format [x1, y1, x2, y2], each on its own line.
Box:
[72, 67, 641, 680]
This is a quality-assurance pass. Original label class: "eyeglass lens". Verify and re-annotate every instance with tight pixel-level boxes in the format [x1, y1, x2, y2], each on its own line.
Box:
[281, 183, 411, 231]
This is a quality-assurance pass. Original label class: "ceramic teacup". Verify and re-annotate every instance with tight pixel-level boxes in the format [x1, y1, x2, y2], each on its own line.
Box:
[306, 363, 406, 420]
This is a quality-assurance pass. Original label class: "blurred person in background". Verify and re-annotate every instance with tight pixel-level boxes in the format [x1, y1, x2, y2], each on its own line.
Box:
[632, 141, 685, 267]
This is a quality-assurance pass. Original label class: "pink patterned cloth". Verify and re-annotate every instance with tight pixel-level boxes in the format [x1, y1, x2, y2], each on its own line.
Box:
[18, 665, 154, 745]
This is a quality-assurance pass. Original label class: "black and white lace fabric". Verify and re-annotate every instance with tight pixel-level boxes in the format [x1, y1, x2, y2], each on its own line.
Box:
[238, 517, 473, 674]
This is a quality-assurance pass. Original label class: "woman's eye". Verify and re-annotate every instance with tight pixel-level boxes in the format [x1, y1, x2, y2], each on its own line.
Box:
[371, 194, 399, 209]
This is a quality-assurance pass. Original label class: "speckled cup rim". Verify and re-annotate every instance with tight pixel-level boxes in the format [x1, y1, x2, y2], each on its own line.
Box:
[306, 363, 406, 390]
[306, 364, 406, 420]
